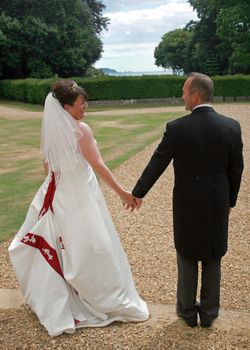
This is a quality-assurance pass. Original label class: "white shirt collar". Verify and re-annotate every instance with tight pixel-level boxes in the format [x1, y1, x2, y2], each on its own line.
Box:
[193, 104, 211, 111]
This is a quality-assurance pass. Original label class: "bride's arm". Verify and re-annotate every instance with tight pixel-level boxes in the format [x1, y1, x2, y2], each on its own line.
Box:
[79, 123, 136, 209]
[43, 161, 49, 176]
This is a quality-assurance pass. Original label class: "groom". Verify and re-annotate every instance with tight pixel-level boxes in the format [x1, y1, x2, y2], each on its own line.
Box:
[132, 72, 244, 327]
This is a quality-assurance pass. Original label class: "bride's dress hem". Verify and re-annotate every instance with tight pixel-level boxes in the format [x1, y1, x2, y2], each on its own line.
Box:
[9, 160, 149, 337]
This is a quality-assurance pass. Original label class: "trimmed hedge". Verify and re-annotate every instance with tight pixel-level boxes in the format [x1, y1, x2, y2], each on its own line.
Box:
[74, 75, 185, 101]
[213, 75, 250, 97]
[0, 75, 249, 104]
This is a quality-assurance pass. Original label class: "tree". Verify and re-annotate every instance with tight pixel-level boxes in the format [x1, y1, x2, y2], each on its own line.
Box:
[86, 0, 109, 34]
[154, 29, 190, 74]
[187, 0, 250, 74]
[215, 1, 250, 73]
[186, 0, 228, 75]
[0, 13, 23, 77]
[155, 0, 250, 75]
[0, 0, 109, 78]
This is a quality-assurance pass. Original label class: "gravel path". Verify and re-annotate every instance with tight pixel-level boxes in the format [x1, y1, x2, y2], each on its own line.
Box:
[0, 103, 249, 349]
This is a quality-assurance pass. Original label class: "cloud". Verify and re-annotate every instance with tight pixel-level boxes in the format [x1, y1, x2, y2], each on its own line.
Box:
[96, 1, 197, 71]
[103, 0, 189, 13]
[97, 43, 164, 72]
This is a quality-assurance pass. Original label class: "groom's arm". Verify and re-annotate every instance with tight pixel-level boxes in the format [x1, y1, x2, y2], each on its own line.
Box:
[132, 123, 174, 198]
[228, 121, 244, 207]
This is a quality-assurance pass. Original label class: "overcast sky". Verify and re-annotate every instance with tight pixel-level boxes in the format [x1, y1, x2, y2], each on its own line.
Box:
[94, 0, 198, 72]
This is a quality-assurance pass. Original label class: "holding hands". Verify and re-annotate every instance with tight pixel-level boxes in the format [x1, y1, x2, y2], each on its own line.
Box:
[119, 190, 142, 212]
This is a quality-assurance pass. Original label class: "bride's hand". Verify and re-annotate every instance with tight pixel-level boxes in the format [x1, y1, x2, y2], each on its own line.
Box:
[120, 191, 138, 212]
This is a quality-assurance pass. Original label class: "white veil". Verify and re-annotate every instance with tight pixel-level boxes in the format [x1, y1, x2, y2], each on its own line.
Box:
[41, 92, 83, 172]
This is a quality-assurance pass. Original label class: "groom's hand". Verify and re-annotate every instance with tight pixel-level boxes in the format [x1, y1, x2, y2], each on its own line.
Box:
[133, 196, 142, 210]
[121, 192, 138, 212]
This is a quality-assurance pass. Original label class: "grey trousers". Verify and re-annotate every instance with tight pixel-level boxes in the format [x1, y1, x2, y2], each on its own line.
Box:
[176, 252, 221, 321]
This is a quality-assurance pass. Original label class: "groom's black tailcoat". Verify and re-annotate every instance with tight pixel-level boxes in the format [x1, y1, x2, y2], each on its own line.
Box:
[132, 106, 244, 261]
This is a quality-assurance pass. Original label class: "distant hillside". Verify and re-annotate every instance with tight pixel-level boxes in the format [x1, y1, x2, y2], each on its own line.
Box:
[101, 68, 118, 75]
[99, 68, 173, 76]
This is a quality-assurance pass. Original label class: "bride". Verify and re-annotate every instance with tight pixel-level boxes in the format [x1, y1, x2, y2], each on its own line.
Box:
[9, 80, 149, 336]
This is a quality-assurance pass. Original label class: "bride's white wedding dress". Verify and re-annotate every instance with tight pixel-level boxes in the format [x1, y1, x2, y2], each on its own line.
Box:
[9, 153, 149, 336]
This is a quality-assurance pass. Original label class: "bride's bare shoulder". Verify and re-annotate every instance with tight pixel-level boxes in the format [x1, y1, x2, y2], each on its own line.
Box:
[79, 122, 92, 135]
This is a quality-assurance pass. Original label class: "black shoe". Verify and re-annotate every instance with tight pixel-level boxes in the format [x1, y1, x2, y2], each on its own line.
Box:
[177, 313, 197, 327]
[185, 315, 198, 327]
[197, 305, 217, 328]
[200, 318, 215, 328]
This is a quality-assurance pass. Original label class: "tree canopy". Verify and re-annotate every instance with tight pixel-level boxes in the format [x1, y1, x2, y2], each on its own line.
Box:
[154, 0, 250, 75]
[0, 0, 109, 78]
[154, 29, 190, 75]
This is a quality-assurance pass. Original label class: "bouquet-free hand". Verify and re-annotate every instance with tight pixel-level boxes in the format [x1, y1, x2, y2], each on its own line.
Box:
[121, 191, 142, 212]
[133, 197, 142, 210]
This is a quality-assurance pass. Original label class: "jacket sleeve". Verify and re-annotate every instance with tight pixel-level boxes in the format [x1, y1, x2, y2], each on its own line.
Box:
[132, 123, 174, 198]
[228, 121, 244, 207]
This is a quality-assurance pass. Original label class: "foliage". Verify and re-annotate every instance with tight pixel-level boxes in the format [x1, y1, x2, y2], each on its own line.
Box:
[0, 76, 185, 103]
[76, 76, 185, 101]
[0, 0, 109, 78]
[1, 75, 250, 105]
[86, 0, 109, 34]
[85, 66, 106, 77]
[154, 29, 190, 75]
[215, 1, 250, 74]
[154, 0, 250, 75]
[213, 74, 250, 97]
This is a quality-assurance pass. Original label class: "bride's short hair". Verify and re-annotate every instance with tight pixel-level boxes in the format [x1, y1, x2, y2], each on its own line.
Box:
[52, 80, 87, 107]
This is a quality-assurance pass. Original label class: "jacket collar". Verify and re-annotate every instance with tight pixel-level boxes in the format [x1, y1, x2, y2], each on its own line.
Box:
[193, 103, 211, 110]
[192, 105, 215, 113]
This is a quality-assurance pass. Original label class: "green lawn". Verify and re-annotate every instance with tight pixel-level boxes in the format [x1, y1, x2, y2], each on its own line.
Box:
[0, 99, 43, 112]
[0, 109, 183, 243]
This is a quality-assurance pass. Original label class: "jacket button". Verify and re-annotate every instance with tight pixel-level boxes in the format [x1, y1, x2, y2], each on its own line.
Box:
[196, 176, 200, 180]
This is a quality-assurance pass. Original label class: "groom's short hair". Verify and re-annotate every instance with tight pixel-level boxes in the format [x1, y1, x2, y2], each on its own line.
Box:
[188, 72, 214, 102]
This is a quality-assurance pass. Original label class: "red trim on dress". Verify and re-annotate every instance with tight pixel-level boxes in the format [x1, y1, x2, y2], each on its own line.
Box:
[39, 172, 56, 219]
[21, 171, 80, 301]
[21, 172, 64, 278]
[21, 233, 64, 278]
